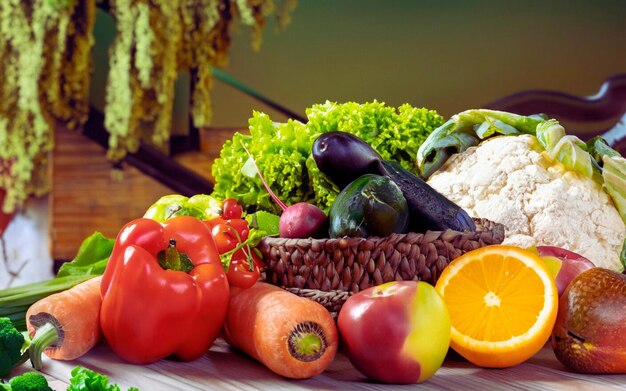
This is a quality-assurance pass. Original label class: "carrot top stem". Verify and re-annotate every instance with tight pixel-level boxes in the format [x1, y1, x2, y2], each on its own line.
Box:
[29, 321, 60, 370]
[295, 334, 322, 357]
[287, 321, 327, 362]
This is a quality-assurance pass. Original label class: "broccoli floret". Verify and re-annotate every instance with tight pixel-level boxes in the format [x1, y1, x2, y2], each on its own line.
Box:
[0, 318, 28, 379]
[5, 372, 52, 391]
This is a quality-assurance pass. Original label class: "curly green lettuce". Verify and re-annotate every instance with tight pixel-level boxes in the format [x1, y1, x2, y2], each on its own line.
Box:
[211, 101, 444, 214]
[68, 366, 139, 391]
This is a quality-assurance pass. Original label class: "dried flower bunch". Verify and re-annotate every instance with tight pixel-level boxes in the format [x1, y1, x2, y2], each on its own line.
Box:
[0, 0, 295, 212]
[0, 0, 96, 212]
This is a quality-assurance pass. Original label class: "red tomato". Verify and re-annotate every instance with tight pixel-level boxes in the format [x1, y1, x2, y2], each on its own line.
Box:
[204, 217, 226, 230]
[226, 218, 249, 242]
[211, 223, 239, 254]
[226, 248, 260, 289]
[222, 198, 243, 220]
[249, 247, 265, 269]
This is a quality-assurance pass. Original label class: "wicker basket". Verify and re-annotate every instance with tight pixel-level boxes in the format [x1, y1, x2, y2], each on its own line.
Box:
[258, 218, 505, 317]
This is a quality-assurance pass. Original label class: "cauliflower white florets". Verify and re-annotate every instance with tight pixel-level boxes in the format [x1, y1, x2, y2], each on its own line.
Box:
[427, 134, 625, 271]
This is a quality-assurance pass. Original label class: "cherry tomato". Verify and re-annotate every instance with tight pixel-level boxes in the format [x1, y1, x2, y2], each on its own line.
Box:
[211, 223, 239, 253]
[226, 218, 249, 242]
[222, 198, 243, 220]
[227, 248, 260, 289]
[204, 217, 226, 230]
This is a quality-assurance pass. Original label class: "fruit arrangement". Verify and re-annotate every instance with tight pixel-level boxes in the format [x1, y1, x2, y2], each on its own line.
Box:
[2, 102, 626, 389]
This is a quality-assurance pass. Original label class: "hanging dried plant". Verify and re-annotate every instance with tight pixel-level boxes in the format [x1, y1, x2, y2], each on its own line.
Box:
[0, 0, 296, 211]
[0, 0, 96, 213]
[105, 0, 296, 160]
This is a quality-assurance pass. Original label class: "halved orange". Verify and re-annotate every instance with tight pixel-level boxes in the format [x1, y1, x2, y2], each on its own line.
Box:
[434, 245, 558, 368]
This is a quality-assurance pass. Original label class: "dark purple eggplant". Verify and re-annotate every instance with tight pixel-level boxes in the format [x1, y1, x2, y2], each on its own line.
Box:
[379, 160, 475, 232]
[312, 131, 476, 233]
[312, 132, 385, 190]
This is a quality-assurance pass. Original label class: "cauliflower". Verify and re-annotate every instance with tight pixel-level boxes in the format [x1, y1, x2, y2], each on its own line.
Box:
[427, 134, 626, 271]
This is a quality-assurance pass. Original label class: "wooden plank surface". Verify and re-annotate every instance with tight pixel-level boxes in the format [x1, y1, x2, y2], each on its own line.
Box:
[17, 339, 626, 391]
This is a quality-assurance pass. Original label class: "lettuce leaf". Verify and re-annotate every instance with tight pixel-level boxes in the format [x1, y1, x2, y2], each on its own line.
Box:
[56, 232, 115, 278]
[68, 366, 139, 391]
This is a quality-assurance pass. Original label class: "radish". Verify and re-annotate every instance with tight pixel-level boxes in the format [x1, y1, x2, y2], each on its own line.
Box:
[241, 144, 328, 239]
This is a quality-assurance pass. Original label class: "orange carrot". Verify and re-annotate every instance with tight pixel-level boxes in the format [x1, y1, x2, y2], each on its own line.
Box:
[25, 275, 103, 369]
[223, 282, 338, 379]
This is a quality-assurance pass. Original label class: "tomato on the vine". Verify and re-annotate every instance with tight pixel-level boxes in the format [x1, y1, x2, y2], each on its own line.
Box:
[226, 248, 261, 289]
[226, 218, 249, 242]
[204, 216, 226, 229]
[210, 223, 239, 254]
[205, 216, 248, 239]
[205, 198, 264, 289]
[222, 198, 243, 220]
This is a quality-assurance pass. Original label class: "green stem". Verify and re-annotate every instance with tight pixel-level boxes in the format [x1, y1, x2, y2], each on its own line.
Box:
[157, 239, 194, 273]
[166, 239, 181, 271]
[29, 322, 60, 370]
[220, 237, 255, 272]
[0, 275, 93, 302]
[287, 321, 327, 362]
[0, 275, 94, 332]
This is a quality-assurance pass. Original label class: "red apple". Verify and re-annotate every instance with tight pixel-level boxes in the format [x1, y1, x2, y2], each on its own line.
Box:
[337, 281, 450, 384]
[536, 246, 595, 296]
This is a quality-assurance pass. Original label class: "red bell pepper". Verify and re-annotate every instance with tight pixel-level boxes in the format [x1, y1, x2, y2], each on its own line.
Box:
[100, 216, 229, 364]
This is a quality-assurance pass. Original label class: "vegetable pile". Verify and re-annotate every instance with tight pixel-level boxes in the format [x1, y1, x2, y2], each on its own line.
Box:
[3, 102, 626, 387]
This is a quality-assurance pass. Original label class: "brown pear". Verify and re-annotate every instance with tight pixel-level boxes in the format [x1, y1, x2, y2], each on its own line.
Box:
[551, 267, 626, 373]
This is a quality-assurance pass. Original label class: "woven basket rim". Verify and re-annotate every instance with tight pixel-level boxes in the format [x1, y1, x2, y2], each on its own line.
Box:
[260, 217, 504, 245]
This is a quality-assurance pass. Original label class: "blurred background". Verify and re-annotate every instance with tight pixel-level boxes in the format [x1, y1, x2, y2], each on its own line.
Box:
[87, 0, 626, 129]
[209, 0, 626, 126]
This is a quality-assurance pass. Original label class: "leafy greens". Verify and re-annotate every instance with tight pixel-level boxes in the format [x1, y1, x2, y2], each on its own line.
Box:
[211, 101, 444, 214]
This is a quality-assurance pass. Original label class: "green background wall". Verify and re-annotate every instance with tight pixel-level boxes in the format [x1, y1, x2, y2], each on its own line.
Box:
[90, 1, 626, 131]
[209, 0, 626, 127]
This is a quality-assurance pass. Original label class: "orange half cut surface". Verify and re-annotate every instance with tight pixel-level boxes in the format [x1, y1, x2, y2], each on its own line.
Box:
[434, 245, 558, 368]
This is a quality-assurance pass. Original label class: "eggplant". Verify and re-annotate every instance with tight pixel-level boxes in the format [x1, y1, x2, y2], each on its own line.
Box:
[379, 160, 475, 233]
[312, 131, 476, 233]
[312, 132, 384, 190]
[328, 174, 408, 238]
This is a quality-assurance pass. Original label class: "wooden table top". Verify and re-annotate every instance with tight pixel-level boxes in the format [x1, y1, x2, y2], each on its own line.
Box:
[16, 338, 626, 391]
